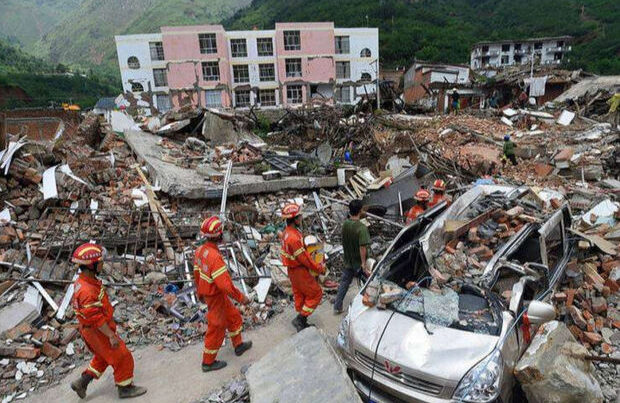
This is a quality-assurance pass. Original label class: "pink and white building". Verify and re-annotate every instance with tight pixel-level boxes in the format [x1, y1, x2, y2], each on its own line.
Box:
[114, 22, 378, 110]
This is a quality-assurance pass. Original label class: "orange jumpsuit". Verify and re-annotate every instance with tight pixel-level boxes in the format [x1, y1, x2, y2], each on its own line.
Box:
[72, 273, 134, 386]
[405, 205, 425, 224]
[281, 225, 325, 317]
[194, 242, 245, 365]
[428, 193, 450, 208]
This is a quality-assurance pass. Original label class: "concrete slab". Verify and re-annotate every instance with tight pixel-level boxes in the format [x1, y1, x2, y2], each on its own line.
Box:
[124, 130, 338, 199]
[247, 327, 362, 403]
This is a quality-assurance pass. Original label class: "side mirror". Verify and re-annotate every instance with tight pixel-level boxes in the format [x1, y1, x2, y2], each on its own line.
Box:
[526, 300, 556, 325]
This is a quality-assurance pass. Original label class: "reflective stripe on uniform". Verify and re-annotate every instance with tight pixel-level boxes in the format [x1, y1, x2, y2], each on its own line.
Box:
[293, 247, 305, 257]
[211, 266, 227, 280]
[75, 311, 86, 318]
[302, 305, 314, 313]
[193, 264, 200, 272]
[309, 271, 318, 277]
[83, 301, 103, 308]
[199, 271, 214, 283]
[116, 377, 133, 387]
[87, 365, 102, 378]
[281, 251, 295, 260]
[228, 326, 242, 337]
[203, 347, 219, 355]
[98, 287, 105, 301]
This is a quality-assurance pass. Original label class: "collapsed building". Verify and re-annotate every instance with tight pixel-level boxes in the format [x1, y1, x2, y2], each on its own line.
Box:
[0, 64, 618, 402]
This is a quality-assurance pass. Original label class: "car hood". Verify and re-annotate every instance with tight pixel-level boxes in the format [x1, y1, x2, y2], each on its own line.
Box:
[348, 295, 499, 383]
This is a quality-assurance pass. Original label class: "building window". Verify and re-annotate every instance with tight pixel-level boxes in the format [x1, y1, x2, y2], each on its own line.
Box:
[500, 55, 510, 65]
[534, 42, 542, 50]
[127, 56, 140, 69]
[233, 65, 249, 83]
[360, 72, 372, 82]
[156, 94, 171, 112]
[336, 61, 350, 79]
[514, 43, 522, 51]
[235, 90, 251, 107]
[286, 85, 302, 104]
[285, 58, 302, 78]
[481, 45, 489, 53]
[258, 89, 276, 106]
[283, 30, 301, 51]
[153, 68, 168, 87]
[501, 44, 510, 52]
[205, 90, 222, 107]
[360, 48, 372, 57]
[259, 63, 275, 81]
[131, 82, 144, 92]
[257, 38, 273, 56]
[149, 42, 164, 61]
[335, 86, 350, 103]
[554, 52, 563, 61]
[514, 55, 522, 64]
[201, 61, 220, 81]
[557, 40, 565, 48]
[199, 33, 217, 54]
[335, 36, 350, 54]
[230, 38, 247, 58]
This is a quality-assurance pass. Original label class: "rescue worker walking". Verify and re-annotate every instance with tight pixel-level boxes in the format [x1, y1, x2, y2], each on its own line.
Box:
[69, 243, 147, 399]
[405, 189, 431, 224]
[428, 179, 450, 208]
[502, 134, 518, 166]
[194, 216, 252, 372]
[280, 203, 325, 332]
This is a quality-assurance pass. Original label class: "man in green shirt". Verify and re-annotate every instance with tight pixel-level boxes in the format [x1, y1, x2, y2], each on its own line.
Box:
[502, 134, 518, 166]
[334, 199, 371, 314]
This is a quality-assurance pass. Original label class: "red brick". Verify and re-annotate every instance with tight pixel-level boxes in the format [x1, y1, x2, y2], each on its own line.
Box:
[591, 297, 607, 314]
[553, 292, 567, 302]
[0, 345, 40, 359]
[468, 227, 479, 242]
[566, 289, 576, 307]
[41, 342, 62, 359]
[602, 260, 620, 273]
[534, 163, 554, 177]
[604, 278, 618, 293]
[601, 343, 613, 354]
[550, 198, 562, 209]
[60, 327, 79, 345]
[568, 325, 584, 342]
[583, 331, 602, 345]
[445, 245, 456, 254]
[583, 310, 594, 321]
[568, 306, 587, 329]
[3, 323, 33, 340]
[595, 317, 604, 332]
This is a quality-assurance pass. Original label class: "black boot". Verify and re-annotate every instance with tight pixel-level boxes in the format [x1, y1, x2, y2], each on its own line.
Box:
[70, 373, 93, 399]
[202, 360, 227, 372]
[291, 314, 305, 332]
[117, 384, 147, 399]
[234, 341, 253, 357]
[300, 315, 315, 330]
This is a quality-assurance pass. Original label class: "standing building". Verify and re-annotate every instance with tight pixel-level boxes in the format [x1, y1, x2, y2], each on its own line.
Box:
[470, 36, 572, 72]
[114, 23, 379, 110]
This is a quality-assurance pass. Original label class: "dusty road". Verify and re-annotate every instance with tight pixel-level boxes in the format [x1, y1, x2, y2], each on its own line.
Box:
[28, 287, 356, 403]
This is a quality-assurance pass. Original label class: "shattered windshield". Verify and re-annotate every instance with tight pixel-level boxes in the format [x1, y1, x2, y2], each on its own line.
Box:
[393, 287, 502, 335]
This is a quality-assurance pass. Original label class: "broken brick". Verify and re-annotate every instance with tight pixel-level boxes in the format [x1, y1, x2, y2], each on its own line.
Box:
[533, 163, 554, 177]
[41, 342, 63, 359]
[591, 297, 607, 314]
[0, 345, 40, 359]
[583, 331, 602, 345]
[601, 343, 613, 354]
[3, 323, 33, 340]
[568, 306, 587, 329]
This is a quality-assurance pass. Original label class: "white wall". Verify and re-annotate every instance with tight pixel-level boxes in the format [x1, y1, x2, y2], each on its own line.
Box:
[115, 33, 169, 102]
[334, 28, 379, 104]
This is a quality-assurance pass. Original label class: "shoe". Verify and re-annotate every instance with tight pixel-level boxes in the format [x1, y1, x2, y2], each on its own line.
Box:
[70, 374, 92, 399]
[117, 384, 147, 399]
[234, 341, 253, 357]
[202, 360, 227, 372]
[291, 314, 305, 332]
[298, 315, 314, 331]
[333, 308, 344, 315]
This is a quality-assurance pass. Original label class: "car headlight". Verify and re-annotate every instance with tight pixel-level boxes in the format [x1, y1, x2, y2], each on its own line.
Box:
[453, 349, 503, 403]
[337, 313, 350, 351]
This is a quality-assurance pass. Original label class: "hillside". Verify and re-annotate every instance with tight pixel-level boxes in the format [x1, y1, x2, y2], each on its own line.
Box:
[0, 40, 117, 109]
[224, 0, 620, 74]
[0, 0, 83, 48]
[32, 0, 251, 79]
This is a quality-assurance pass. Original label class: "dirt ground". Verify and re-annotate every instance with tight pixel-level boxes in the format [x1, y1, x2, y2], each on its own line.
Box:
[27, 287, 358, 403]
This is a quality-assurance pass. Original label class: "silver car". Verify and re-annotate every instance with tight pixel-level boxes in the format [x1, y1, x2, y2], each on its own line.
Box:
[338, 185, 573, 403]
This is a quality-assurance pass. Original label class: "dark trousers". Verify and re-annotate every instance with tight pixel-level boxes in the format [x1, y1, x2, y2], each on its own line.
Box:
[334, 266, 359, 311]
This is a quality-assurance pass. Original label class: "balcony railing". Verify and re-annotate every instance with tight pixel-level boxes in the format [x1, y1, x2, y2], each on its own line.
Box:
[546, 46, 572, 53]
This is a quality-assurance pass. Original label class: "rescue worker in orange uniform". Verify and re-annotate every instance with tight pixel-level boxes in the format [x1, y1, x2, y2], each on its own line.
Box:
[69, 242, 147, 399]
[405, 189, 431, 224]
[280, 203, 326, 332]
[428, 179, 450, 208]
[194, 216, 252, 372]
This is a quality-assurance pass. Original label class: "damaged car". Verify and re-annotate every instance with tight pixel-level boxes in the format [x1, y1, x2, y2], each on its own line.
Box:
[338, 185, 574, 403]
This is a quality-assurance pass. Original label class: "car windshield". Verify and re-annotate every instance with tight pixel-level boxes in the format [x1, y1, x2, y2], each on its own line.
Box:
[392, 287, 502, 335]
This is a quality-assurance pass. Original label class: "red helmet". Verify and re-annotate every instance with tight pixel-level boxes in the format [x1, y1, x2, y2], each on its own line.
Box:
[200, 216, 223, 238]
[282, 203, 301, 219]
[432, 179, 446, 191]
[72, 242, 104, 265]
[414, 189, 431, 202]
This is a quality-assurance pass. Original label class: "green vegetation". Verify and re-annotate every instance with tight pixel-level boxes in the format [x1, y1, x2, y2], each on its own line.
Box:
[31, 0, 252, 80]
[0, 40, 116, 109]
[224, 0, 620, 74]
